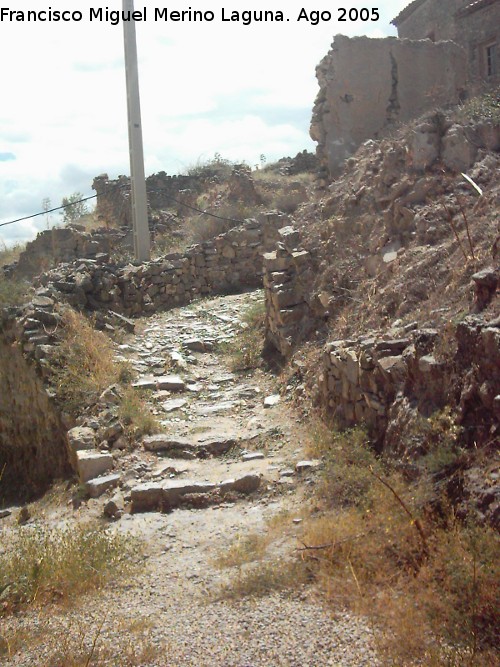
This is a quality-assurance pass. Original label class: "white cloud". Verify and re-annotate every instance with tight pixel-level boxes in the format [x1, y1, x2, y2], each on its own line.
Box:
[0, 0, 404, 246]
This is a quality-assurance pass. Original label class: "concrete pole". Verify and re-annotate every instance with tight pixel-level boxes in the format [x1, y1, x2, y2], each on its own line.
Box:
[123, 0, 150, 262]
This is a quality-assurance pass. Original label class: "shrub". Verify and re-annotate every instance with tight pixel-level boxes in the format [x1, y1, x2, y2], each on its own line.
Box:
[455, 88, 500, 123]
[299, 422, 499, 665]
[218, 299, 266, 371]
[0, 523, 136, 611]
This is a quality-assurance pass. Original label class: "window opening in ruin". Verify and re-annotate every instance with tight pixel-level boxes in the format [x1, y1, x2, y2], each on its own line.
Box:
[485, 42, 496, 77]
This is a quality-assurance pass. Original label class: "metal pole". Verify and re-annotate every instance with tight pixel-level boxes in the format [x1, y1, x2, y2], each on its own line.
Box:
[123, 0, 150, 262]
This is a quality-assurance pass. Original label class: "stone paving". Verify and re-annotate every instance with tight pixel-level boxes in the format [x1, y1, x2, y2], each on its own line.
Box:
[2, 289, 380, 666]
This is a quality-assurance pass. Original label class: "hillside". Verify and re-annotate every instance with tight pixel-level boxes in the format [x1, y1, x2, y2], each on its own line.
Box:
[0, 93, 499, 666]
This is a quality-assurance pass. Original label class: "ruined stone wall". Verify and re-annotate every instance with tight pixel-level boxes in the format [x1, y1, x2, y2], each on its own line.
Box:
[310, 35, 466, 177]
[13, 226, 126, 279]
[263, 226, 499, 459]
[263, 226, 317, 358]
[31, 212, 288, 319]
[0, 323, 72, 501]
[318, 314, 500, 454]
[394, 0, 500, 94]
[93, 169, 234, 226]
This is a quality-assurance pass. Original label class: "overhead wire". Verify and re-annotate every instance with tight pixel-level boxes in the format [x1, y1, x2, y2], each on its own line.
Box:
[0, 180, 248, 229]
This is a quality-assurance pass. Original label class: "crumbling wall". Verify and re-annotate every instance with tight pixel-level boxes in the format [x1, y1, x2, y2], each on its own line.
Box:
[310, 35, 466, 177]
[13, 226, 126, 279]
[393, 0, 500, 91]
[0, 324, 72, 501]
[28, 212, 288, 319]
[93, 167, 254, 227]
[456, 1, 500, 91]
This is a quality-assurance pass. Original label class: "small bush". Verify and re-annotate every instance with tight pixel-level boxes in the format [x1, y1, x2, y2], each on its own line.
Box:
[118, 387, 160, 440]
[455, 88, 500, 123]
[0, 523, 136, 611]
[218, 300, 266, 371]
[420, 407, 464, 473]
[185, 154, 239, 181]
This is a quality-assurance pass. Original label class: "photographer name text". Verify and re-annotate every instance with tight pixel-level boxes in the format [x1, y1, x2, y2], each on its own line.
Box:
[0, 6, 380, 26]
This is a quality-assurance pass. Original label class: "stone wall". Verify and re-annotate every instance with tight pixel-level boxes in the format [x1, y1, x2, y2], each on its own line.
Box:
[310, 35, 466, 176]
[33, 212, 288, 319]
[0, 323, 72, 501]
[93, 172, 208, 225]
[93, 166, 254, 227]
[12, 225, 127, 279]
[394, 0, 500, 93]
[392, 0, 462, 41]
[263, 227, 499, 458]
[263, 226, 317, 358]
[318, 314, 500, 455]
[456, 1, 500, 91]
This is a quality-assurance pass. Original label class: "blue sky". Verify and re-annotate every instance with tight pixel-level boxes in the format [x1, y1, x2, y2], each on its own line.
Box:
[0, 1, 408, 246]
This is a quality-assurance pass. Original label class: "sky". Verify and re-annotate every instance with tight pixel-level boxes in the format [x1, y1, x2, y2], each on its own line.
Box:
[0, 1, 409, 246]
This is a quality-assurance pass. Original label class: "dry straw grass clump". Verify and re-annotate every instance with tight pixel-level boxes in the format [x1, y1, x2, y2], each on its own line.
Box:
[50, 308, 160, 438]
[219, 299, 266, 371]
[299, 422, 500, 666]
[50, 309, 122, 414]
[0, 612, 162, 666]
[0, 523, 137, 613]
[118, 386, 161, 440]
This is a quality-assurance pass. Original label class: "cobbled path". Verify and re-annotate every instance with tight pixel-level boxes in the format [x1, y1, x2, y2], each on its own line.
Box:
[3, 291, 380, 666]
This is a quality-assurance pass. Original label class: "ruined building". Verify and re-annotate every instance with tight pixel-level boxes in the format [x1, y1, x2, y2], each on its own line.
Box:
[311, 0, 500, 176]
[393, 0, 499, 89]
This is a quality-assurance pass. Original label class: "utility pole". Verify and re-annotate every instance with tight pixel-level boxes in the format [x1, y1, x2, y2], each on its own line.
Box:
[42, 198, 51, 229]
[123, 0, 150, 262]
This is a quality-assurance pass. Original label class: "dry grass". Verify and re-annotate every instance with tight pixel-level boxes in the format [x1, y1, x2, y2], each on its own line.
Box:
[298, 422, 500, 665]
[0, 523, 137, 613]
[118, 386, 161, 440]
[50, 309, 122, 414]
[214, 558, 307, 601]
[218, 299, 266, 371]
[1, 614, 162, 666]
[213, 532, 271, 569]
[0, 240, 24, 267]
[0, 274, 29, 308]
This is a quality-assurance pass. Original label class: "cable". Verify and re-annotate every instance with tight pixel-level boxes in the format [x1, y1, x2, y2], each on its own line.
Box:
[145, 187, 245, 225]
[0, 182, 130, 229]
[0, 180, 247, 230]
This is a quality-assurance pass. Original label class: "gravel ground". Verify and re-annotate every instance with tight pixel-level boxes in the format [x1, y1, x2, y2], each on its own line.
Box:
[1, 292, 380, 666]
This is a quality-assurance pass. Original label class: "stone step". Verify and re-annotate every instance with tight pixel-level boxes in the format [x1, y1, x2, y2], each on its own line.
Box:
[142, 435, 238, 458]
[132, 374, 186, 392]
[76, 450, 114, 482]
[86, 473, 121, 498]
[130, 473, 261, 513]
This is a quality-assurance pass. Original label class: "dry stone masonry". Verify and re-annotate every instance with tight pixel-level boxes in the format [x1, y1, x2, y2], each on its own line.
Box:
[9, 225, 127, 279]
[31, 212, 288, 319]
